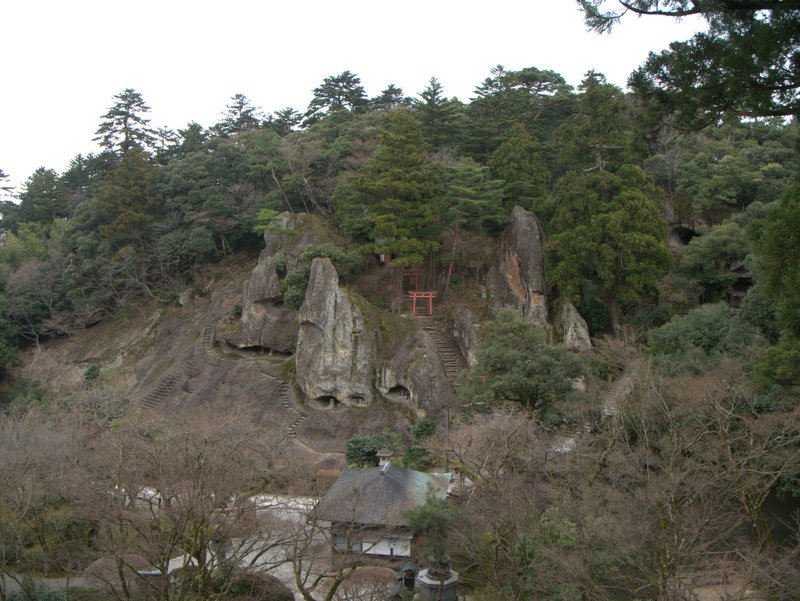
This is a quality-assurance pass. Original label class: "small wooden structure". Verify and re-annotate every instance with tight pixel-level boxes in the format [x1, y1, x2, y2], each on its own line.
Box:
[409, 291, 437, 316]
[314, 464, 450, 560]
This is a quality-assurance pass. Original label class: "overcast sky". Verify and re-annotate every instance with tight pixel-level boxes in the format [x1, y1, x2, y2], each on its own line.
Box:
[0, 0, 705, 193]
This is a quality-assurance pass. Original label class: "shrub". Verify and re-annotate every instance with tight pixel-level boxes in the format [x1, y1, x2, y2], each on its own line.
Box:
[646, 302, 765, 374]
[344, 434, 384, 468]
[461, 309, 586, 413]
[282, 266, 311, 310]
[754, 338, 800, 389]
[411, 417, 436, 440]
[84, 364, 100, 383]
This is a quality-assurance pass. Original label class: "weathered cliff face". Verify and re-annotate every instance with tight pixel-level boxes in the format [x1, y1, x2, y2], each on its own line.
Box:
[237, 254, 298, 352]
[488, 206, 549, 326]
[450, 305, 481, 369]
[235, 213, 331, 352]
[560, 301, 592, 353]
[295, 258, 377, 408]
[378, 328, 458, 418]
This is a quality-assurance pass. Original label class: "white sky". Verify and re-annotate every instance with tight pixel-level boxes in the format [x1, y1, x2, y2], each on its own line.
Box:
[0, 0, 705, 193]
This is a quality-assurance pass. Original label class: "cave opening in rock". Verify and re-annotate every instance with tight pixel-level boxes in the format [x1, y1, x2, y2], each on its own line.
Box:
[384, 385, 410, 402]
[314, 395, 342, 409]
[348, 395, 368, 407]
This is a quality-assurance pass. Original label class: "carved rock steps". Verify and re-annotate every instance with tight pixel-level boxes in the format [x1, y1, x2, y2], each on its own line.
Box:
[415, 316, 464, 394]
[281, 381, 307, 439]
[137, 319, 218, 410]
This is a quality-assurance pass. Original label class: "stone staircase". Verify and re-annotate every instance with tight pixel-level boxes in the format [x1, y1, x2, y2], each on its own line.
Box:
[601, 360, 640, 418]
[280, 381, 307, 438]
[137, 319, 218, 411]
[415, 316, 464, 395]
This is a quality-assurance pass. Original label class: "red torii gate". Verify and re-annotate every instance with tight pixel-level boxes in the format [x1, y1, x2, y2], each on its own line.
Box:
[408, 291, 437, 316]
[401, 268, 423, 292]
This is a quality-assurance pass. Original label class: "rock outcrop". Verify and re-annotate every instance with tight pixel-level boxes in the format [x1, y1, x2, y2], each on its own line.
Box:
[235, 213, 332, 352]
[378, 328, 458, 418]
[296, 258, 377, 408]
[560, 302, 592, 353]
[488, 206, 549, 326]
[450, 305, 481, 369]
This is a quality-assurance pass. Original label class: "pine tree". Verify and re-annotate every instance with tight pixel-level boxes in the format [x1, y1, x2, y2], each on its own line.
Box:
[95, 148, 159, 244]
[553, 72, 632, 172]
[305, 71, 368, 124]
[356, 110, 441, 308]
[545, 165, 670, 335]
[17, 168, 68, 224]
[213, 93, 263, 136]
[488, 122, 549, 209]
[440, 158, 507, 298]
[415, 77, 463, 149]
[94, 88, 157, 154]
[370, 84, 412, 111]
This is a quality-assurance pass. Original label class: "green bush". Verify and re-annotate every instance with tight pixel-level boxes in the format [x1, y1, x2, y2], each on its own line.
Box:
[279, 244, 361, 310]
[754, 338, 800, 388]
[739, 286, 779, 342]
[300, 243, 362, 282]
[282, 266, 311, 310]
[646, 302, 765, 374]
[461, 309, 586, 413]
[411, 417, 436, 440]
[84, 364, 100, 383]
[344, 433, 384, 468]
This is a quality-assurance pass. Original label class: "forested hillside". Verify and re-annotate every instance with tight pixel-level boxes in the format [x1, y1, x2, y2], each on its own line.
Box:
[0, 67, 797, 368]
[2, 1, 800, 598]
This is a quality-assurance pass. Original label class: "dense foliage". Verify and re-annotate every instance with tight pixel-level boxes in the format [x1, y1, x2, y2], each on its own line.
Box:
[0, 66, 794, 369]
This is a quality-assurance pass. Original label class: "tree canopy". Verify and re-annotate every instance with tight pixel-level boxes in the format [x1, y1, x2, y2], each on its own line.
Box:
[94, 88, 157, 153]
[545, 165, 671, 334]
[580, 0, 800, 124]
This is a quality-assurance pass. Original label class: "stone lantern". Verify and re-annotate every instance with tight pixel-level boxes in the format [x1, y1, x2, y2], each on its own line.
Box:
[415, 556, 458, 601]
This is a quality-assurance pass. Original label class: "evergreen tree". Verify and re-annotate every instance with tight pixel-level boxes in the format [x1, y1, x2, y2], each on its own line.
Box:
[176, 122, 208, 156]
[442, 158, 507, 235]
[751, 184, 800, 339]
[305, 71, 368, 124]
[213, 93, 263, 136]
[545, 165, 671, 335]
[17, 167, 68, 224]
[94, 88, 157, 154]
[95, 148, 159, 244]
[415, 77, 463, 148]
[488, 122, 549, 210]
[464, 65, 575, 161]
[265, 107, 303, 136]
[553, 71, 632, 172]
[0, 292, 19, 370]
[369, 84, 412, 110]
[580, 0, 800, 124]
[0, 169, 11, 195]
[462, 309, 585, 415]
[356, 110, 441, 308]
[675, 221, 751, 301]
[440, 158, 507, 298]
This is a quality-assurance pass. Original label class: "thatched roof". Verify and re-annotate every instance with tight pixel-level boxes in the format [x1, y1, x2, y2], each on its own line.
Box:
[314, 463, 449, 527]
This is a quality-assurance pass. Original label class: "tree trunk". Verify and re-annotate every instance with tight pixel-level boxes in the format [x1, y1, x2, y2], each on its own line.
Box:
[604, 290, 619, 337]
[442, 221, 460, 301]
[271, 167, 294, 213]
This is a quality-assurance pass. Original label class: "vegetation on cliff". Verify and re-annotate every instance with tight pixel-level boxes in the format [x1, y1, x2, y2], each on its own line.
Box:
[1, 26, 800, 598]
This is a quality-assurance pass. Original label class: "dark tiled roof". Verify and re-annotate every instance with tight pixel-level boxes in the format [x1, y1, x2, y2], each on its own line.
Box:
[314, 464, 450, 527]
